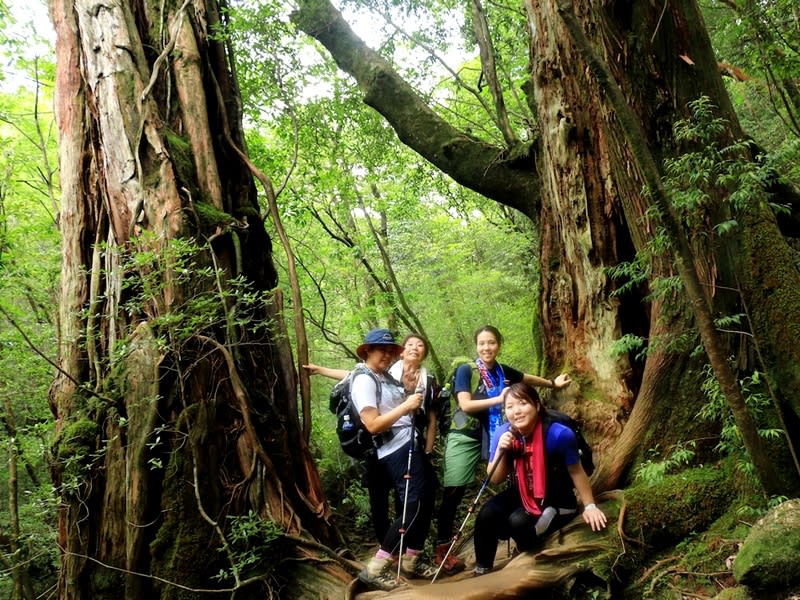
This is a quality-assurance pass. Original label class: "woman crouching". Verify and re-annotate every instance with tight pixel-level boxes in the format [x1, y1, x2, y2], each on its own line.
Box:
[472, 382, 607, 575]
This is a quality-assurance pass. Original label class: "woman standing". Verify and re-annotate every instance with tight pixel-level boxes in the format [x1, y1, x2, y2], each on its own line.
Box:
[303, 333, 439, 547]
[389, 334, 439, 460]
[472, 382, 606, 574]
[309, 329, 437, 590]
[434, 325, 571, 574]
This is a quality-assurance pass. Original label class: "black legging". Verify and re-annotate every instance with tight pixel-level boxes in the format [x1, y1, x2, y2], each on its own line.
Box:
[436, 485, 466, 544]
[473, 487, 573, 569]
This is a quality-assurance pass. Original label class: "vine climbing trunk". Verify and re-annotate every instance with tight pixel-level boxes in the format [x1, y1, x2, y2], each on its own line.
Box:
[556, 0, 783, 495]
[48, 0, 341, 598]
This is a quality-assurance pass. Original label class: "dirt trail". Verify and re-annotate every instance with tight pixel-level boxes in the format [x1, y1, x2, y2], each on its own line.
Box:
[348, 505, 616, 600]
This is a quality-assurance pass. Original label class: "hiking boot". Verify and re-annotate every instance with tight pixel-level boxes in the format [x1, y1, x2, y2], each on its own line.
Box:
[399, 553, 437, 579]
[434, 542, 465, 575]
[358, 555, 401, 591]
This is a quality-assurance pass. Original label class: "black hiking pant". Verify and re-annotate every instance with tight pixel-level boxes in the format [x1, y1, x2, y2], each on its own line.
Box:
[474, 487, 574, 569]
[377, 445, 438, 553]
[436, 485, 466, 545]
[362, 454, 396, 544]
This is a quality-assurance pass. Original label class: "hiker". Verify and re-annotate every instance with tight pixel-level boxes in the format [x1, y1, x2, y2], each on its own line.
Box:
[304, 333, 439, 460]
[307, 329, 438, 589]
[303, 333, 440, 547]
[393, 334, 439, 462]
[435, 325, 571, 574]
[472, 382, 607, 575]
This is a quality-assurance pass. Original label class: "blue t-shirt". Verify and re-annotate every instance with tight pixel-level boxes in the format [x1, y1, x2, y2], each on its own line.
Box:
[453, 361, 523, 395]
[490, 421, 581, 509]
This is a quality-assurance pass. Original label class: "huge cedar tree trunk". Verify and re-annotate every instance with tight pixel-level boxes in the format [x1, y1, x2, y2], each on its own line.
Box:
[48, 0, 343, 598]
[294, 0, 800, 493]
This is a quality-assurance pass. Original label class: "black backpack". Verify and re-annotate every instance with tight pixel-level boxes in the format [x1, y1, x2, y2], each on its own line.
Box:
[328, 365, 380, 460]
[541, 408, 594, 476]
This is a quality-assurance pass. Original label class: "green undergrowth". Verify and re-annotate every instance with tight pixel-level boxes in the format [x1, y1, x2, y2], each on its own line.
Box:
[623, 460, 771, 599]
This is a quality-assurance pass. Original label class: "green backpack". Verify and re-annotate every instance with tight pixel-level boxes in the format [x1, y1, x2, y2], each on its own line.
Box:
[437, 357, 483, 438]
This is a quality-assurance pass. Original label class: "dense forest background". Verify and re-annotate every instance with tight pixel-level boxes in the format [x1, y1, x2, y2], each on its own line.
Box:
[1, 0, 799, 598]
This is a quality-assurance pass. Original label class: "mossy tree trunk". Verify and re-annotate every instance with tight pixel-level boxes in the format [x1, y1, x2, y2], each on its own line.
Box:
[527, 0, 800, 493]
[48, 0, 341, 598]
[294, 0, 800, 494]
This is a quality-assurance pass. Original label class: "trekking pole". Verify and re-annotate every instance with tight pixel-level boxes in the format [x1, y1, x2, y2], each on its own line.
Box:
[431, 448, 506, 583]
[397, 383, 423, 582]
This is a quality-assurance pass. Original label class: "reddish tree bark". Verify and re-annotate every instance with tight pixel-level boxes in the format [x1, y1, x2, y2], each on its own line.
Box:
[49, 0, 340, 597]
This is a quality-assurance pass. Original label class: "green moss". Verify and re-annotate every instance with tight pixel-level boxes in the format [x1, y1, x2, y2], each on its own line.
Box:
[624, 469, 778, 599]
[174, 403, 198, 432]
[193, 201, 236, 230]
[89, 569, 125, 597]
[625, 461, 735, 548]
[162, 129, 195, 186]
[235, 205, 261, 222]
[733, 499, 800, 591]
[506, 140, 534, 164]
[55, 418, 100, 463]
[712, 587, 753, 600]
[53, 418, 101, 495]
[577, 385, 607, 405]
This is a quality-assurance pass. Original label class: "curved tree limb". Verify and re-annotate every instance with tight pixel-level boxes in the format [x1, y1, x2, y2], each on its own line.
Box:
[291, 0, 540, 220]
[376, 11, 498, 127]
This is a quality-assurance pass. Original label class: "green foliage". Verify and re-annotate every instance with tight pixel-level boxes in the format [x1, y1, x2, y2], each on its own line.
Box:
[633, 441, 697, 486]
[697, 365, 782, 484]
[607, 333, 647, 361]
[0, 19, 60, 596]
[701, 0, 800, 149]
[340, 480, 373, 533]
[213, 510, 285, 583]
[665, 97, 779, 224]
[0, 477, 59, 596]
[250, 57, 541, 375]
[229, 0, 541, 368]
[605, 258, 650, 299]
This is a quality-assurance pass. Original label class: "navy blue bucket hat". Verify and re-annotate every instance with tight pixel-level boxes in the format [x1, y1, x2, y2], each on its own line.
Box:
[356, 328, 404, 360]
